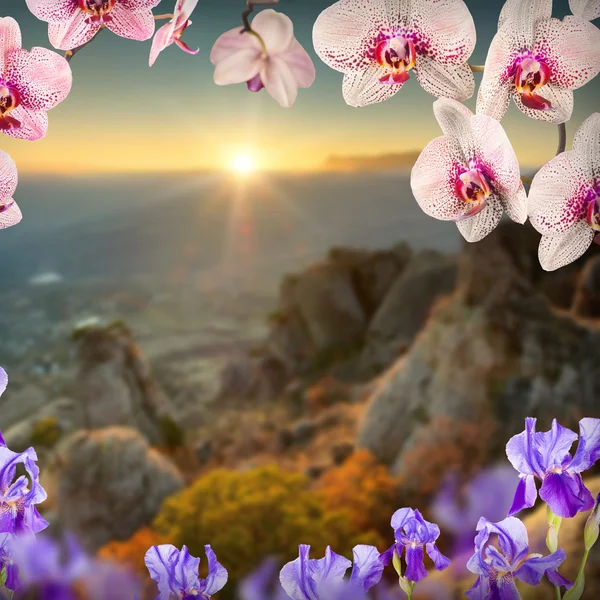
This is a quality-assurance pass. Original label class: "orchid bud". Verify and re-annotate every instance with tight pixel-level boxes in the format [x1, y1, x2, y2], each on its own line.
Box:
[584, 494, 600, 551]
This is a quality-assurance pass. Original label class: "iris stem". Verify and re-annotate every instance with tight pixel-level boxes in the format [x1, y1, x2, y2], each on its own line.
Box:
[556, 122, 567, 156]
[64, 26, 105, 63]
[469, 64, 485, 72]
[555, 585, 562, 600]
[241, 0, 280, 32]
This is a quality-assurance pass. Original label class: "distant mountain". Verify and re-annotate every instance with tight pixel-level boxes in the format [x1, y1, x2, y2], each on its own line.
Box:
[322, 151, 422, 172]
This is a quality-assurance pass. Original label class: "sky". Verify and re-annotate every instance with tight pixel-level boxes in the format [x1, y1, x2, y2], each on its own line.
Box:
[1, 0, 599, 174]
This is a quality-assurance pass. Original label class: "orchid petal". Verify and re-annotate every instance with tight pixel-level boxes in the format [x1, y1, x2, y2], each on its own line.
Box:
[105, 4, 155, 41]
[569, 0, 600, 20]
[48, 12, 100, 51]
[149, 21, 176, 67]
[6, 47, 72, 112]
[24, 0, 77, 23]
[251, 9, 294, 55]
[528, 151, 590, 236]
[2, 106, 48, 141]
[569, 418, 600, 473]
[503, 182, 528, 224]
[512, 84, 573, 124]
[534, 16, 600, 91]
[572, 112, 600, 179]
[414, 56, 475, 101]
[0, 17, 22, 75]
[210, 28, 261, 65]
[0, 151, 18, 203]
[342, 64, 404, 107]
[312, 0, 398, 73]
[411, 137, 469, 221]
[119, 0, 162, 9]
[213, 49, 262, 86]
[498, 0, 552, 48]
[456, 198, 503, 243]
[0, 201, 22, 230]
[538, 225, 595, 271]
[282, 39, 316, 89]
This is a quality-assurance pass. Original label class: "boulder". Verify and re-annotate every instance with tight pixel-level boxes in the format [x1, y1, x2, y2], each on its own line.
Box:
[74, 321, 175, 444]
[572, 255, 600, 318]
[360, 251, 458, 373]
[0, 384, 47, 432]
[358, 223, 600, 473]
[57, 427, 184, 551]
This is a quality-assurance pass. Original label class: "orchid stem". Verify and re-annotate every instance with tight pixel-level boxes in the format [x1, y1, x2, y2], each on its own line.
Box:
[556, 123, 567, 156]
[241, 0, 280, 32]
[469, 64, 485, 72]
[65, 25, 104, 62]
[154, 13, 174, 20]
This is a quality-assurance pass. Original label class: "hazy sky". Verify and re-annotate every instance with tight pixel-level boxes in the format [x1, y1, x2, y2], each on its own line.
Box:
[2, 0, 599, 174]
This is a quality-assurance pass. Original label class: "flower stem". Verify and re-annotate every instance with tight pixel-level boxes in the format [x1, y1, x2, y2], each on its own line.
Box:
[154, 13, 174, 20]
[241, 0, 280, 32]
[469, 64, 485, 72]
[563, 549, 589, 600]
[555, 584, 562, 600]
[556, 123, 567, 156]
[65, 26, 105, 63]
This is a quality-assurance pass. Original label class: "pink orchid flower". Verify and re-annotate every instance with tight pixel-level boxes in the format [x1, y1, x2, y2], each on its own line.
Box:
[149, 0, 199, 67]
[529, 113, 600, 271]
[411, 98, 527, 243]
[570, 0, 600, 21]
[25, 0, 162, 51]
[312, 0, 476, 108]
[478, 0, 600, 124]
[0, 150, 21, 230]
[210, 9, 315, 108]
[0, 17, 72, 141]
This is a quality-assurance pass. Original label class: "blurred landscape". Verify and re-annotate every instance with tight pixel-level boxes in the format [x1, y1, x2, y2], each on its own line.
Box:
[2, 166, 600, 599]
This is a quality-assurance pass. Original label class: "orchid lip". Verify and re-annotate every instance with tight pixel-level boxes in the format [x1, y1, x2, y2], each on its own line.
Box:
[585, 181, 600, 232]
[78, 0, 116, 23]
[454, 162, 493, 219]
[513, 53, 552, 111]
[375, 36, 416, 85]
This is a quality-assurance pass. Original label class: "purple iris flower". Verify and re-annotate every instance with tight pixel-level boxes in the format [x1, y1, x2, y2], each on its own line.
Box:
[0, 533, 19, 591]
[506, 417, 600, 518]
[239, 558, 289, 600]
[11, 533, 90, 600]
[466, 517, 570, 600]
[0, 435, 48, 536]
[380, 508, 450, 583]
[145, 544, 228, 600]
[279, 544, 384, 600]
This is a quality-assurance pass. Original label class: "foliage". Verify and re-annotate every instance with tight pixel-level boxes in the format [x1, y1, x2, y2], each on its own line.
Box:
[30, 417, 61, 449]
[152, 465, 373, 589]
[157, 415, 186, 449]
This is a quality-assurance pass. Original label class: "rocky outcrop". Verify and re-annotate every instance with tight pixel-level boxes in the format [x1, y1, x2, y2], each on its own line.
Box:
[74, 321, 175, 444]
[572, 255, 600, 318]
[358, 223, 600, 473]
[360, 251, 458, 373]
[0, 384, 47, 431]
[57, 427, 184, 551]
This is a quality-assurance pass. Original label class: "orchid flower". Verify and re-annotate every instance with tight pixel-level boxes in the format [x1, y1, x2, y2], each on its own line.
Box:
[145, 544, 228, 600]
[0, 152, 21, 230]
[149, 0, 199, 67]
[312, 0, 476, 108]
[569, 0, 600, 21]
[411, 98, 527, 243]
[25, 0, 162, 51]
[380, 508, 450, 584]
[528, 113, 600, 271]
[506, 417, 600, 518]
[210, 10, 315, 108]
[466, 517, 570, 600]
[477, 0, 600, 124]
[280, 544, 384, 600]
[0, 17, 72, 141]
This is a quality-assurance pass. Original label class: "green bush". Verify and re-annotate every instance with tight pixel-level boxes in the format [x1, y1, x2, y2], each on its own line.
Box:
[153, 465, 375, 594]
[30, 417, 62, 448]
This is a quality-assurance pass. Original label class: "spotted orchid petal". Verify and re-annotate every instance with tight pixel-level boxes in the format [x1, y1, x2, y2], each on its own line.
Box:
[0, 151, 20, 231]
[456, 199, 504, 243]
[211, 10, 314, 108]
[569, 0, 600, 20]
[26, 0, 160, 50]
[313, 0, 475, 107]
[497, 0, 553, 47]
[573, 112, 600, 178]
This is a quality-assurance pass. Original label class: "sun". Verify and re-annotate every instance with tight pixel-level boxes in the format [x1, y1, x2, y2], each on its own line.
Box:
[231, 153, 257, 175]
